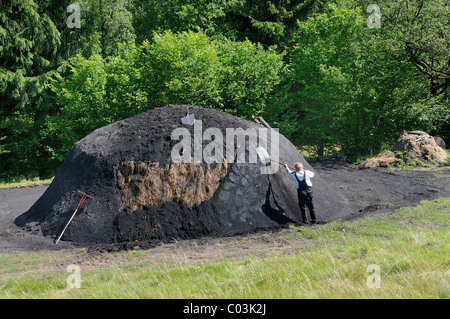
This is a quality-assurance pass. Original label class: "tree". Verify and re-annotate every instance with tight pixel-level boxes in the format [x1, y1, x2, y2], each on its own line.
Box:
[266, 5, 442, 156]
[0, 0, 61, 179]
[341, 0, 450, 144]
[138, 31, 223, 110]
[377, 0, 450, 142]
[131, 0, 330, 49]
[0, 0, 139, 179]
[217, 38, 286, 117]
[219, 0, 328, 48]
[50, 31, 285, 155]
[132, 0, 231, 43]
[138, 31, 285, 117]
[368, 0, 449, 98]
[50, 40, 148, 151]
[80, 0, 135, 58]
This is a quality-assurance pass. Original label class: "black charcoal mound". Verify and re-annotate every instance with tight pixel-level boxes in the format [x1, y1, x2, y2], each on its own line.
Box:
[15, 105, 353, 246]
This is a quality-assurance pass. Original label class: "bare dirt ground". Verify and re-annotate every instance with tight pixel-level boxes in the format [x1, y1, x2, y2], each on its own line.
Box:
[0, 185, 75, 253]
[308, 159, 450, 219]
[0, 161, 449, 268]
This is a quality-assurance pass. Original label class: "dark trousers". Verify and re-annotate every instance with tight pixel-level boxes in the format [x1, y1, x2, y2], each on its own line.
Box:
[297, 188, 317, 223]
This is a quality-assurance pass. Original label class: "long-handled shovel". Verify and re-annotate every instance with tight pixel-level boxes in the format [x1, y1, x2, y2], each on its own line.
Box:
[256, 146, 294, 170]
[54, 190, 93, 245]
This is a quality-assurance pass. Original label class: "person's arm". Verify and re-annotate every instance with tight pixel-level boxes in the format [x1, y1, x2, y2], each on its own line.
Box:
[284, 164, 292, 173]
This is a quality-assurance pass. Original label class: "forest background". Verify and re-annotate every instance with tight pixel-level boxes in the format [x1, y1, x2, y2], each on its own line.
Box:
[1, 0, 448, 180]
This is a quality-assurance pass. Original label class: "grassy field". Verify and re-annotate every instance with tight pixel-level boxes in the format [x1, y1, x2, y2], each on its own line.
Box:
[0, 177, 53, 189]
[0, 197, 449, 299]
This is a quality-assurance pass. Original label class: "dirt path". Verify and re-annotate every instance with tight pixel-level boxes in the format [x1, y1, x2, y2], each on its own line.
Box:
[1, 162, 449, 254]
[309, 160, 450, 219]
[0, 185, 76, 253]
[0, 186, 46, 231]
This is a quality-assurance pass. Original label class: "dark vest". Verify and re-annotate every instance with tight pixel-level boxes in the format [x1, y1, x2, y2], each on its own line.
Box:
[292, 171, 310, 192]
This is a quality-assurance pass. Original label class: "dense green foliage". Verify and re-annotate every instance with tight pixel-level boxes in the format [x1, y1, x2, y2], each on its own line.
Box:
[266, 3, 449, 155]
[0, 0, 61, 178]
[1, 0, 449, 179]
[131, 0, 327, 48]
[50, 32, 285, 153]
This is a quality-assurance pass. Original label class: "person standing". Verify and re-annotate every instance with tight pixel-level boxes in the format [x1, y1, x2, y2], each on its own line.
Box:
[284, 162, 317, 225]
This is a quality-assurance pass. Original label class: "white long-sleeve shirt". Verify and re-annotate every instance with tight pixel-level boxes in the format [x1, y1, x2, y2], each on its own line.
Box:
[287, 169, 315, 189]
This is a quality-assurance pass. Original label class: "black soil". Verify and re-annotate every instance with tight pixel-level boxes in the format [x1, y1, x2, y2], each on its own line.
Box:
[1, 163, 449, 252]
[308, 159, 450, 218]
[9, 105, 450, 250]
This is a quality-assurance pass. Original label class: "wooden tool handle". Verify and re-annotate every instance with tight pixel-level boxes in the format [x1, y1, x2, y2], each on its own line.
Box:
[77, 190, 94, 199]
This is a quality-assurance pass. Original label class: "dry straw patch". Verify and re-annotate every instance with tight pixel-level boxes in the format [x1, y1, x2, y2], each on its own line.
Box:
[117, 159, 228, 211]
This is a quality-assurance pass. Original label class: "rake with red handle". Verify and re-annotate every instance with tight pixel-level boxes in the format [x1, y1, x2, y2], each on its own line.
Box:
[54, 190, 93, 245]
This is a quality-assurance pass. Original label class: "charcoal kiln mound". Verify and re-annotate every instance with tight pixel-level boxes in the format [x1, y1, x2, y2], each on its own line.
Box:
[15, 105, 352, 246]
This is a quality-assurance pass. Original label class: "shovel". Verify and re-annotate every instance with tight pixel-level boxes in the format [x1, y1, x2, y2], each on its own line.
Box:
[54, 190, 93, 245]
[181, 113, 195, 126]
[257, 146, 294, 170]
[181, 106, 195, 126]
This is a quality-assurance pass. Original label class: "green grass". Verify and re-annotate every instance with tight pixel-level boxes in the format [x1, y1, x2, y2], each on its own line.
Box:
[0, 177, 54, 189]
[0, 198, 449, 299]
[0, 253, 56, 275]
[444, 149, 450, 166]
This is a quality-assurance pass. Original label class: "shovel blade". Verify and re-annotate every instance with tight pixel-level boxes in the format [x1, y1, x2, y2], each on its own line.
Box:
[256, 146, 271, 163]
[181, 114, 195, 126]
